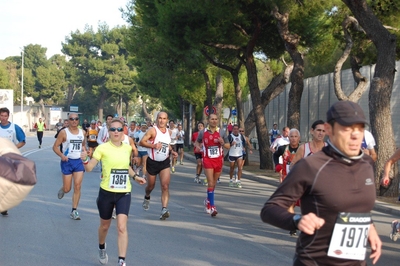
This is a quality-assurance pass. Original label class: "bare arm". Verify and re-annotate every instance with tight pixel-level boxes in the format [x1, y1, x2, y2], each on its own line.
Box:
[52, 130, 68, 161]
[80, 150, 99, 172]
[363, 147, 377, 162]
[368, 224, 382, 264]
[381, 148, 400, 185]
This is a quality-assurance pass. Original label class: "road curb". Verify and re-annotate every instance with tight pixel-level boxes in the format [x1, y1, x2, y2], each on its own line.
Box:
[183, 153, 400, 217]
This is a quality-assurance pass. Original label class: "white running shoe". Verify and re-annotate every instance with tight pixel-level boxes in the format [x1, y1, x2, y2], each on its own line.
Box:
[204, 198, 211, 214]
[98, 244, 108, 265]
[70, 210, 81, 220]
[142, 198, 150, 211]
[160, 208, 170, 220]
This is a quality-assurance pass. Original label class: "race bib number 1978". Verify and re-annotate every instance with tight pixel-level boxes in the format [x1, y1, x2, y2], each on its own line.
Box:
[327, 212, 371, 261]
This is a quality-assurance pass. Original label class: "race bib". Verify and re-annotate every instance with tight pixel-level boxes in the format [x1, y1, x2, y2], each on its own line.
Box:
[109, 169, 128, 189]
[157, 142, 169, 155]
[89, 134, 97, 141]
[68, 139, 82, 153]
[327, 212, 371, 261]
[207, 146, 220, 158]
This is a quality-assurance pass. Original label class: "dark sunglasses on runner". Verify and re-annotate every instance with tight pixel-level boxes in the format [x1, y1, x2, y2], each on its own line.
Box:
[69, 117, 79, 121]
[109, 127, 123, 132]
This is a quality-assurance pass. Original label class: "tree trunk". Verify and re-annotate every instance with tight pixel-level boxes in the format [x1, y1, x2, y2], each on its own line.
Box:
[272, 8, 304, 130]
[214, 74, 224, 129]
[39, 98, 47, 122]
[231, 69, 244, 129]
[333, 16, 368, 102]
[244, 63, 293, 136]
[97, 91, 107, 121]
[202, 69, 213, 124]
[243, 16, 272, 170]
[142, 101, 152, 122]
[342, 0, 397, 196]
[200, 49, 244, 128]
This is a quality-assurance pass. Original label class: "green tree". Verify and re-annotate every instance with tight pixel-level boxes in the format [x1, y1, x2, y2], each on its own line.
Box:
[62, 24, 137, 120]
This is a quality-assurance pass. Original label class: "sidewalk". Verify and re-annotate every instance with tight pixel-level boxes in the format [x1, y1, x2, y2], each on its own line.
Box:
[183, 151, 400, 216]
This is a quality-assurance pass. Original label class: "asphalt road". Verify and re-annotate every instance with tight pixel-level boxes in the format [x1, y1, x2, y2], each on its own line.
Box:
[0, 135, 399, 265]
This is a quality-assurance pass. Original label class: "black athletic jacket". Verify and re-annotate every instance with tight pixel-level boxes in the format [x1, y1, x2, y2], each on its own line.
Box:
[260, 142, 376, 266]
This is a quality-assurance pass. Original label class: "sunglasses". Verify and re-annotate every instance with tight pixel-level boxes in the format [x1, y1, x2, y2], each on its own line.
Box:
[239, 130, 244, 132]
[109, 127, 123, 132]
[69, 117, 79, 121]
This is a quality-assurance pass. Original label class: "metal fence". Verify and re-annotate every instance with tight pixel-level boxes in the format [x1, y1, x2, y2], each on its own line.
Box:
[244, 61, 400, 146]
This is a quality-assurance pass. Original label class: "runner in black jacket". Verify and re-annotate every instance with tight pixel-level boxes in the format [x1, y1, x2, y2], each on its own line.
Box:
[260, 101, 382, 266]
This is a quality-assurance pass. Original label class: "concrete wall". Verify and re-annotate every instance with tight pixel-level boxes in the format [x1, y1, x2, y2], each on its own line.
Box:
[244, 61, 400, 146]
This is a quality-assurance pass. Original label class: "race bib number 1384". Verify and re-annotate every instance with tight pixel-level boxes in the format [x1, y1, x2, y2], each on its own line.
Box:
[109, 169, 128, 189]
[327, 212, 371, 261]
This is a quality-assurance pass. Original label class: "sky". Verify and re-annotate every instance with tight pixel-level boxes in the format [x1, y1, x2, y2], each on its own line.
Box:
[0, 0, 130, 60]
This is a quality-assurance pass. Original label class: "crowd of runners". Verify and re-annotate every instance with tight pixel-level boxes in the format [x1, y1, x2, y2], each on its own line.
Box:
[4, 100, 400, 265]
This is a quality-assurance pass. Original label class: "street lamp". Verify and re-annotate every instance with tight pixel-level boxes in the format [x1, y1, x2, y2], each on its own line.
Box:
[21, 50, 24, 125]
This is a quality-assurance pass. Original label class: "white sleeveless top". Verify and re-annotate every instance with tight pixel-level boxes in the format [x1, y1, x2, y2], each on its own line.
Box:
[62, 128, 84, 159]
[0, 123, 17, 144]
[303, 142, 327, 157]
[147, 126, 171, 161]
[122, 135, 130, 145]
[135, 131, 147, 152]
[228, 133, 244, 157]
[170, 128, 178, 145]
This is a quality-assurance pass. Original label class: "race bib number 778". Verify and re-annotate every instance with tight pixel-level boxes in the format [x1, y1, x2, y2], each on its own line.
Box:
[327, 212, 371, 261]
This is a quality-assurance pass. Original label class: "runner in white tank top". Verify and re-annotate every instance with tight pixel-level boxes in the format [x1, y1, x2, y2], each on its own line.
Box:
[62, 128, 85, 159]
[147, 125, 171, 161]
[52, 113, 87, 220]
[290, 120, 326, 170]
[138, 112, 178, 220]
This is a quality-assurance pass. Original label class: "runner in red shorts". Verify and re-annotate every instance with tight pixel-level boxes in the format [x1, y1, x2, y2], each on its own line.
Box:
[196, 114, 229, 217]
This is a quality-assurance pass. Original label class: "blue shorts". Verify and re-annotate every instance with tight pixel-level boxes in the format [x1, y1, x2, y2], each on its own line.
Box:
[138, 151, 148, 158]
[96, 188, 131, 220]
[60, 158, 85, 175]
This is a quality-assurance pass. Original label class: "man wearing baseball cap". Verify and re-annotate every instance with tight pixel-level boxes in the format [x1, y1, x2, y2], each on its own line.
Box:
[261, 101, 382, 265]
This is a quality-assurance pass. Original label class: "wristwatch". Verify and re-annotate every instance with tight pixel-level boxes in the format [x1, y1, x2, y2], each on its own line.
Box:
[293, 214, 302, 229]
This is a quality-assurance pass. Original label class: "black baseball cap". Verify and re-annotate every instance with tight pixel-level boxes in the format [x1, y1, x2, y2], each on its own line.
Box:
[327, 101, 369, 126]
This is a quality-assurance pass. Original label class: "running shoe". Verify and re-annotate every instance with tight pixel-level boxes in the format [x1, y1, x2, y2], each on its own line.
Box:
[180, 161, 183, 165]
[57, 188, 65, 199]
[39, 145, 41, 149]
[229, 179, 234, 187]
[142, 198, 150, 211]
[98, 245, 108, 265]
[217, 178, 221, 184]
[171, 166, 175, 173]
[160, 208, 170, 220]
[210, 207, 218, 217]
[1, 211, 8, 216]
[118, 259, 126, 266]
[112, 208, 116, 219]
[203, 179, 208, 186]
[236, 181, 242, 188]
[204, 198, 211, 214]
[194, 175, 201, 184]
[70, 210, 81, 220]
[289, 230, 297, 236]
